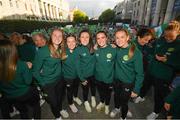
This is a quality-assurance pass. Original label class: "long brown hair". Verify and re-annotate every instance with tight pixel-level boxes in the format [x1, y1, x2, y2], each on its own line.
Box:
[115, 28, 136, 59]
[79, 29, 95, 53]
[48, 28, 66, 60]
[0, 39, 18, 81]
[137, 28, 155, 39]
[9, 32, 22, 46]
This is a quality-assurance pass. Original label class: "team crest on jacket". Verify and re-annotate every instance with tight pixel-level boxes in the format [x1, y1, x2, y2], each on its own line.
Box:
[167, 48, 175, 52]
[156, 44, 160, 47]
[82, 53, 87, 56]
[123, 55, 129, 61]
[96, 53, 99, 57]
[106, 53, 112, 58]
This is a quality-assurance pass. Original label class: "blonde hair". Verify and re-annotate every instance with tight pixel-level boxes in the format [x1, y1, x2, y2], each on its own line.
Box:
[167, 20, 180, 33]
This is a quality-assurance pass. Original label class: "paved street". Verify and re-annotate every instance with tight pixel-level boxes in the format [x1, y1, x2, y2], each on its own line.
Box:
[0, 87, 166, 119]
[41, 87, 165, 119]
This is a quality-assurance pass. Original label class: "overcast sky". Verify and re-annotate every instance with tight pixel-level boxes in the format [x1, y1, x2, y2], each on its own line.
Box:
[67, 0, 122, 18]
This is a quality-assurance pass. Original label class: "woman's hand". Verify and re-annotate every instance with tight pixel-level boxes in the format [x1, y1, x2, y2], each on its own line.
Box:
[26, 62, 32, 69]
[131, 91, 138, 98]
[155, 54, 167, 62]
[94, 44, 98, 50]
[164, 103, 171, 111]
[110, 43, 117, 48]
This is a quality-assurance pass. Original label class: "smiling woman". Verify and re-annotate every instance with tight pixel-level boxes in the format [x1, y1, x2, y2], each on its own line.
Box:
[32, 28, 68, 119]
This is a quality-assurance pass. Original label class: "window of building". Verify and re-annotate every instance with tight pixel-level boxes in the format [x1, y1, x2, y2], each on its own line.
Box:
[134, 3, 136, 8]
[16, 1, 19, 8]
[44, 2, 47, 17]
[9, 0, 13, 7]
[48, 4, 51, 17]
[54, 7, 57, 18]
[51, 5, 54, 18]
[137, 10, 139, 16]
[117, 12, 121, 15]
[34, 4, 37, 12]
[38, 0, 43, 15]
[25, 3, 27, 10]
[0, 1, 2, 6]
[138, 1, 140, 6]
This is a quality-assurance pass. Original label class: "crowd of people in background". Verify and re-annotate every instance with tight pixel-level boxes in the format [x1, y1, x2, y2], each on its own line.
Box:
[0, 20, 179, 120]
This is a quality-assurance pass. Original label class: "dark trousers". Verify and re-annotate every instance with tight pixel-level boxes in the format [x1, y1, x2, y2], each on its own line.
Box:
[81, 76, 96, 101]
[139, 73, 154, 98]
[113, 80, 134, 119]
[153, 77, 170, 113]
[140, 73, 171, 114]
[0, 96, 16, 119]
[72, 78, 80, 98]
[42, 79, 64, 118]
[0, 96, 11, 119]
[1, 86, 41, 119]
[96, 80, 112, 105]
[65, 78, 79, 105]
[0, 97, 10, 119]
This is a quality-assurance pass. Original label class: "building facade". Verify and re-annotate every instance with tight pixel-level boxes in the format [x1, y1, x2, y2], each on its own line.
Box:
[131, 0, 180, 26]
[114, 0, 134, 20]
[131, 0, 146, 25]
[114, 1, 124, 20]
[0, 0, 70, 21]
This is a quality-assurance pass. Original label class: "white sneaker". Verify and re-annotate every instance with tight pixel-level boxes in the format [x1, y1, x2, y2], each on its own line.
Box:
[147, 112, 159, 120]
[84, 101, 92, 113]
[10, 107, 20, 117]
[110, 108, 120, 118]
[60, 110, 69, 118]
[105, 105, 109, 115]
[73, 97, 82, 105]
[120, 117, 127, 120]
[96, 102, 105, 111]
[134, 96, 145, 103]
[91, 96, 96, 108]
[127, 110, 133, 118]
[56, 116, 62, 120]
[69, 104, 78, 113]
[40, 99, 45, 106]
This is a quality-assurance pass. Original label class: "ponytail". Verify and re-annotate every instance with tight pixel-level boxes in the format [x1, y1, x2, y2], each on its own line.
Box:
[128, 42, 136, 59]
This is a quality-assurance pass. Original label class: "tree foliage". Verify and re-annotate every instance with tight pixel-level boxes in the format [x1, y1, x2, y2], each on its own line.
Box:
[99, 9, 115, 22]
[73, 9, 89, 23]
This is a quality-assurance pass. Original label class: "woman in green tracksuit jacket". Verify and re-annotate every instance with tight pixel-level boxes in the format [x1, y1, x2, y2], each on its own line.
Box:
[76, 29, 96, 113]
[94, 31, 116, 115]
[0, 40, 40, 119]
[110, 29, 144, 119]
[33, 28, 67, 119]
[132, 28, 155, 103]
[146, 23, 180, 119]
[62, 34, 80, 113]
